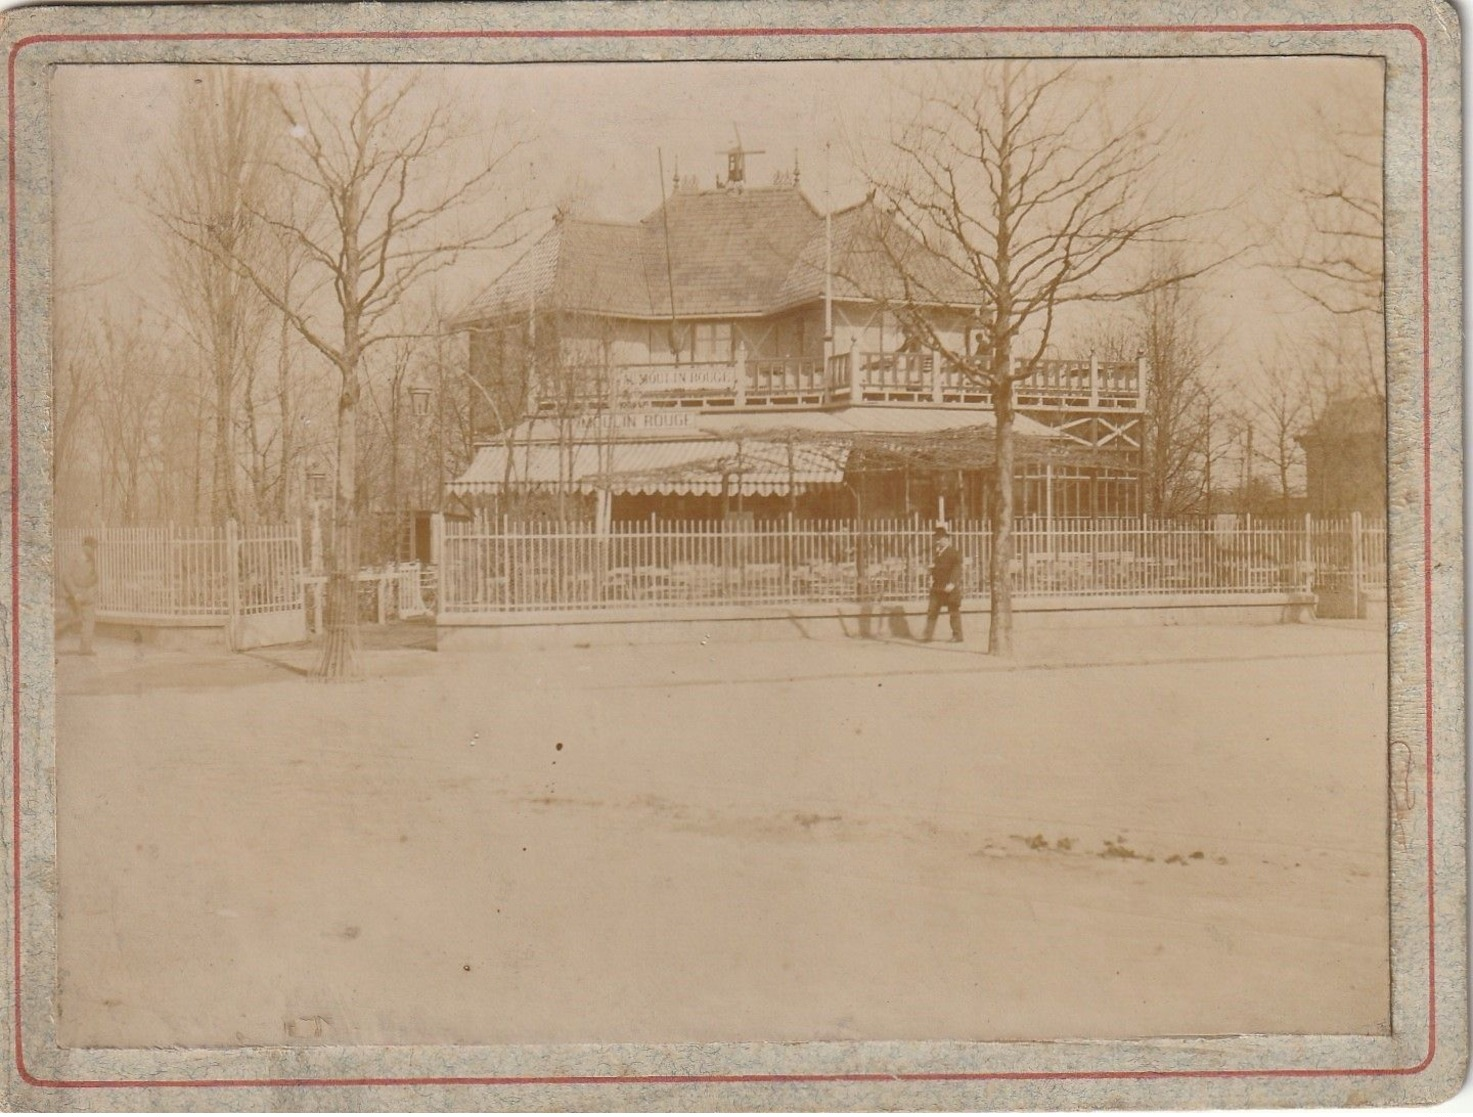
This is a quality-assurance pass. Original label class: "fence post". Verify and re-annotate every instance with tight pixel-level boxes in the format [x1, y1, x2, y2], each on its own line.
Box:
[1350, 510, 1363, 618]
[431, 513, 445, 620]
[1302, 512, 1313, 594]
[225, 518, 240, 652]
[309, 503, 323, 575]
[168, 521, 178, 616]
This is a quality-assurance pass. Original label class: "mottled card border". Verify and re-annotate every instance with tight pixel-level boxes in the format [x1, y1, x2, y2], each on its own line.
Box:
[1, 1, 1464, 1109]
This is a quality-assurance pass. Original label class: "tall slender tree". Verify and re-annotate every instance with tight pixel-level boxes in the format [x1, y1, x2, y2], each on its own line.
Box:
[148, 69, 279, 524]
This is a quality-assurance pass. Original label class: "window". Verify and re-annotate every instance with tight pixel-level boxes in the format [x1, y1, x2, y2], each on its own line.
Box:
[692, 321, 732, 363]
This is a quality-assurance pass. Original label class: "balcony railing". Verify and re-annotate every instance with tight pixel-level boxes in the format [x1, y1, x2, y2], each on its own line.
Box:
[535, 350, 1144, 412]
[847, 352, 1142, 407]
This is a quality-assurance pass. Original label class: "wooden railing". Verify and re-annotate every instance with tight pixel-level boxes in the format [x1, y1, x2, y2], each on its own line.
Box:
[539, 351, 1144, 411]
[853, 352, 1143, 406]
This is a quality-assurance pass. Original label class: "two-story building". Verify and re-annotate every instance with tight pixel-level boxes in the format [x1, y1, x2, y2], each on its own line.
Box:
[446, 151, 1146, 522]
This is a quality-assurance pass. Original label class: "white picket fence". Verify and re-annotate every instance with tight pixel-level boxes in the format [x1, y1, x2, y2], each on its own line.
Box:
[56, 522, 303, 622]
[57, 515, 1388, 628]
[438, 515, 1388, 615]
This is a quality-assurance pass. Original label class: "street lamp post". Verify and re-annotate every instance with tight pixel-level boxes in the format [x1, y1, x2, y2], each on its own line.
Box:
[305, 465, 330, 635]
[406, 381, 432, 561]
[306, 466, 328, 575]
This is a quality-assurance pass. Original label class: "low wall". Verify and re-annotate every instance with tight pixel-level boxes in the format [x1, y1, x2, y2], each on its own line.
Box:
[96, 616, 228, 651]
[436, 593, 1316, 650]
[95, 609, 307, 651]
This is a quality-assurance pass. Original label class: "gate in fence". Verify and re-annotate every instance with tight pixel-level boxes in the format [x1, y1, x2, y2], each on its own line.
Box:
[1308, 512, 1387, 619]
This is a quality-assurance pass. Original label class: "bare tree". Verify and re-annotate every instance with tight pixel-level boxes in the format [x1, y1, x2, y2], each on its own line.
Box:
[180, 66, 527, 678]
[1133, 263, 1217, 517]
[148, 69, 280, 524]
[92, 315, 173, 524]
[864, 62, 1218, 653]
[1248, 350, 1313, 510]
[1281, 78, 1384, 321]
[52, 314, 102, 522]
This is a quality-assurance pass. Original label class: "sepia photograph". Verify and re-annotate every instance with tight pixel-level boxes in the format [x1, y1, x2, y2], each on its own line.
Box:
[3, 2, 1463, 1109]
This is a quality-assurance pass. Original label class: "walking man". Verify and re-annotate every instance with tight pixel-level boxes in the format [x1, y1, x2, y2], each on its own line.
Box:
[60, 535, 99, 655]
[922, 523, 963, 643]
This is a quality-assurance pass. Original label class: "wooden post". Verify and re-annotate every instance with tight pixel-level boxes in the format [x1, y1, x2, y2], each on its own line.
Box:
[847, 341, 860, 400]
[1302, 511, 1314, 594]
[377, 571, 388, 625]
[1045, 463, 1055, 556]
[168, 521, 178, 617]
[430, 512, 445, 621]
[310, 502, 323, 575]
[593, 490, 610, 602]
[1088, 352, 1100, 408]
[1350, 510, 1363, 618]
[734, 342, 748, 407]
[930, 352, 942, 404]
[225, 518, 240, 652]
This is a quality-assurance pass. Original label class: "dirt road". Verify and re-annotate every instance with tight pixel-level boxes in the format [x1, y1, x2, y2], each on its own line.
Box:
[55, 622, 1388, 1047]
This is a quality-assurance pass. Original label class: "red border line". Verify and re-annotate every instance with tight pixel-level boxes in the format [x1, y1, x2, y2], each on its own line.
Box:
[8, 20, 1437, 1091]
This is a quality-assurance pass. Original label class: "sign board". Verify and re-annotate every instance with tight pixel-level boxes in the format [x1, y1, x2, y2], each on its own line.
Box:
[608, 410, 696, 430]
[619, 363, 737, 393]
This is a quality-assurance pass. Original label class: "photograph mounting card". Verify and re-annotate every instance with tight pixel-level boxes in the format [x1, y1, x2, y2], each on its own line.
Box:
[0, 0, 1464, 1110]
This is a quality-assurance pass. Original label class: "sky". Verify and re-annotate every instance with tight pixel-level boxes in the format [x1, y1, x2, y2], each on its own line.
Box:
[50, 56, 1382, 386]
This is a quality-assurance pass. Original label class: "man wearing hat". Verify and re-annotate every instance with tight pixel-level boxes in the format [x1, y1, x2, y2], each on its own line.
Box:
[60, 535, 99, 655]
[922, 523, 964, 643]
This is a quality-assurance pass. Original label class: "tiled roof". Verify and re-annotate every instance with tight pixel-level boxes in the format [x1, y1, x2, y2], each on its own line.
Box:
[774, 203, 983, 310]
[637, 186, 821, 316]
[453, 219, 658, 325]
[455, 186, 981, 326]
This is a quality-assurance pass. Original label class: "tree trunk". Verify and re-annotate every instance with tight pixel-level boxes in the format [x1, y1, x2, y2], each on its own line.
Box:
[213, 342, 237, 523]
[313, 382, 363, 680]
[313, 166, 365, 681]
[989, 381, 1016, 656]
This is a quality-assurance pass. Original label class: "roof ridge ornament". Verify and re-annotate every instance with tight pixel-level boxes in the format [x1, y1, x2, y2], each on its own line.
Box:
[716, 124, 764, 193]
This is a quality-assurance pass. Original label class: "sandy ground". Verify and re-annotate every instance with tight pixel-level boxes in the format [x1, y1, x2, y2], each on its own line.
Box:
[53, 620, 1389, 1048]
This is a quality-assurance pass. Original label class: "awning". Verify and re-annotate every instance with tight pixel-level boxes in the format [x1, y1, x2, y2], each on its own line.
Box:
[448, 437, 847, 496]
[448, 406, 1073, 496]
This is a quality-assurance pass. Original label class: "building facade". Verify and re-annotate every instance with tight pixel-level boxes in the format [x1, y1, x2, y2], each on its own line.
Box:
[1297, 394, 1387, 517]
[447, 152, 1146, 522]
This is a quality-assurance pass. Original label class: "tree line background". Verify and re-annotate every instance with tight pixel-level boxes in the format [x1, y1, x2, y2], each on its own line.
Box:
[52, 62, 1384, 541]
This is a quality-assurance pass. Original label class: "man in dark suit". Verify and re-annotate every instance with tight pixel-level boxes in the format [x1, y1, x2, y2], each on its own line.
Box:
[922, 524, 963, 643]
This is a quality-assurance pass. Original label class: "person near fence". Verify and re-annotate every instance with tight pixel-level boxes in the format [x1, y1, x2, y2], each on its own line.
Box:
[60, 535, 99, 655]
[922, 524, 963, 643]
